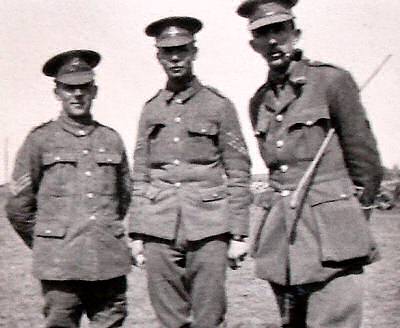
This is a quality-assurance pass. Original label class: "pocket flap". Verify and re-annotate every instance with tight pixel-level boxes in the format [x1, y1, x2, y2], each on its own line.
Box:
[35, 222, 67, 238]
[109, 222, 126, 238]
[147, 122, 165, 138]
[200, 186, 228, 202]
[308, 179, 355, 206]
[188, 121, 218, 135]
[287, 105, 330, 129]
[95, 153, 122, 164]
[42, 152, 78, 165]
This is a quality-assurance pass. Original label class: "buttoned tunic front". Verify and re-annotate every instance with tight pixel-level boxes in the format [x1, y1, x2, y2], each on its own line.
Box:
[6, 114, 132, 281]
[129, 78, 251, 241]
[250, 59, 383, 285]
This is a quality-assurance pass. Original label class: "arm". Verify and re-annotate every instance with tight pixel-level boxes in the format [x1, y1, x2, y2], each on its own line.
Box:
[127, 108, 150, 261]
[5, 133, 42, 248]
[117, 143, 131, 220]
[328, 70, 383, 206]
[219, 100, 252, 237]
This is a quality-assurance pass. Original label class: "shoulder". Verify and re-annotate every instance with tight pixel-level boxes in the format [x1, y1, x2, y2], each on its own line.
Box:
[203, 86, 228, 99]
[201, 86, 235, 110]
[145, 89, 163, 105]
[26, 120, 55, 141]
[307, 59, 351, 82]
[95, 122, 123, 142]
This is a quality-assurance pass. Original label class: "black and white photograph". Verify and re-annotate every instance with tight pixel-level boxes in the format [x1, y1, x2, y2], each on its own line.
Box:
[1, 1, 399, 327]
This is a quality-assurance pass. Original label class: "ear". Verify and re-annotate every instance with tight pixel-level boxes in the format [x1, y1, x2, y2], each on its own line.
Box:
[192, 45, 198, 61]
[91, 85, 98, 99]
[54, 87, 61, 101]
[249, 39, 261, 53]
[293, 29, 301, 44]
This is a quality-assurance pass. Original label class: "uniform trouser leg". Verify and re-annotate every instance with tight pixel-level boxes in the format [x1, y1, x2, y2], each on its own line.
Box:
[187, 235, 228, 328]
[145, 240, 191, 328]
[306, 273, 362, 328]
[41, 280, 84, 328]
[82, 276, 128, 328]
[270, 273, 362, 328]
[41, 277, 127, 328]
[144, 235, 228, 328]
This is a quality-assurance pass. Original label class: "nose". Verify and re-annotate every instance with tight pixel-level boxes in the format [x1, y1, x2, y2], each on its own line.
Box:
[170, 52, 180, 62]
[73, 88, 84, 96]
[268, 37, 278, 46]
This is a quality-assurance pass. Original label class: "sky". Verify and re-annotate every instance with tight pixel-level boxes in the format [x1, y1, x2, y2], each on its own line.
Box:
[1, 0, 400, 183]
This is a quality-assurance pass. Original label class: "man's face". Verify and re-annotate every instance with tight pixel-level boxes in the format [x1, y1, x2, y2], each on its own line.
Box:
[55, 82, 97, 118]
[251, 21, 300, 71]
[157, 43, 197, 80]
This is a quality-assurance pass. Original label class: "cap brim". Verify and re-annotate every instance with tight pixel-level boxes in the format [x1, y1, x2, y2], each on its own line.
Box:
[43, 50, 100, 77]
[156, 35, 194, 47]
[146, 16, 202, 37]
[56, 71, 94, 85]
[248, 13, 293, 30]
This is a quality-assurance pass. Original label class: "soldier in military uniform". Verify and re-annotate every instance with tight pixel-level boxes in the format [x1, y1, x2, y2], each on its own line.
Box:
[128, 17, 251, 328]
[237, 1, 383, 327]
[6, 50, 132, 327]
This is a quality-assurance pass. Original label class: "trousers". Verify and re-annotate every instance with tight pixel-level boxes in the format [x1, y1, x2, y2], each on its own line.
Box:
[41, 276, 127, 328]
[270, 273, 363, 328]
[144, 234, 229, 328]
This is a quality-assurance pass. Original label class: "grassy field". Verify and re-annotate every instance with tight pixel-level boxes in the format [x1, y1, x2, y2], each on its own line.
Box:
[1, 192, 399, 327]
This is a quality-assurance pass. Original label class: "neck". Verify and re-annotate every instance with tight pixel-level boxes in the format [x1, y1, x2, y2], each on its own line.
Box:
[167, 74, 194, 93]
[61, 111, 93, 126]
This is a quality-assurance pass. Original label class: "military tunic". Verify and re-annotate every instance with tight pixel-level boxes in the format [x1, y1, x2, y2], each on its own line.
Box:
[6, 113, 132, 281]
[250, 58, 383, 286]
[128, 77, 251, 328]
[129, 77, 252, 240]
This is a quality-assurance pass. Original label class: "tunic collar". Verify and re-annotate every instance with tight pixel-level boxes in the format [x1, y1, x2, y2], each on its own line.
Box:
[263, 60, 308, 113]
[57, 112, 97, 137]
[160, 77, 203, 104]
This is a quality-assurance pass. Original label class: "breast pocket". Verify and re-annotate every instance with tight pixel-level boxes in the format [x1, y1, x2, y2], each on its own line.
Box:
[186, 120, 219, 161]
[286, 106, 331, 160]
[95, 153, 122, 194]
[41, 152, 78, 195]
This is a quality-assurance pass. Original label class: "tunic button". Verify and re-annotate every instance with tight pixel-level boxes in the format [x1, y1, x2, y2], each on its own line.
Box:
[276, 140, 284, 148]
[340, 193, 347, 199]
[78, 130, 86, 136]
[89, 215, 96, 220]
[174, 117, 181, 123]
[54, 156, 61, 161]
[45, 229, 52, 234]
[174, 182, 181, 187]
[276, 114, 283, 122]
[99, 148, 105, 153]
[87, 193, 94, 199]
[281, 190, 290, 197]
[173, 159, 180, 165]
[175, 99, 183, 104]
[280, 165, 289, 173]
[201, 128, 207, 133]
[306, 120, 313, 126]
[82, 149, 89, 155]
[85, 171, 92, 177]
[173, 137, 180, 143]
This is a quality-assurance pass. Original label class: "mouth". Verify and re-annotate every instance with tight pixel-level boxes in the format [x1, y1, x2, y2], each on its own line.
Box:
[70, 102, 84, 108]
[268, 51, 284, 60]
[169, 66, 184, 73]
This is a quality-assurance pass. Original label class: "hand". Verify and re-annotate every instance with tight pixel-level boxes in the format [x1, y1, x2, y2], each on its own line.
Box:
[129, 239, 146, 268]
[227, 239, 248, 270]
